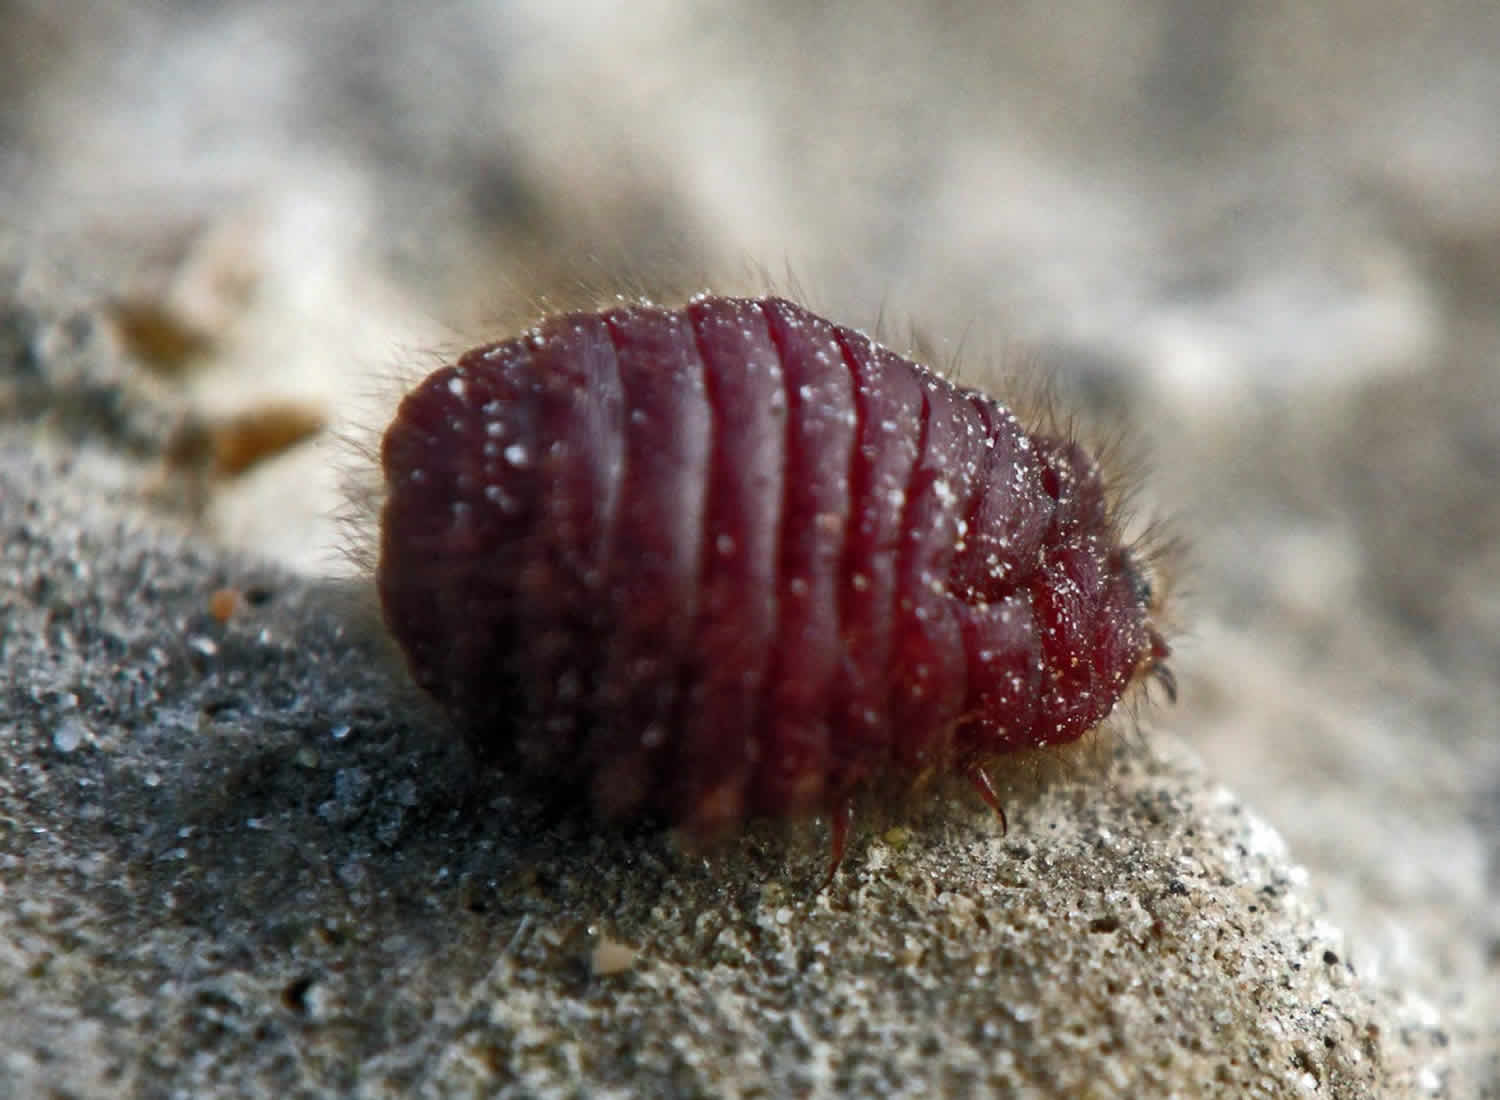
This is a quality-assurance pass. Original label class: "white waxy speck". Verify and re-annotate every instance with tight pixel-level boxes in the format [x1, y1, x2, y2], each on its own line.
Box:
[788, 577, 809, 597]
[851, 573, 870, 592]
[447, 376, 467, 399]
[486, 421, 505, 437]
[503, 443, 530, 467]
[52, 720, 86, 753]
[716, 534, 736, 556]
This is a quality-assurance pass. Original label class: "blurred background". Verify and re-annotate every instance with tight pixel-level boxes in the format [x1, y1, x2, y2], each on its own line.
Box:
[4, 0, 1498, 1072]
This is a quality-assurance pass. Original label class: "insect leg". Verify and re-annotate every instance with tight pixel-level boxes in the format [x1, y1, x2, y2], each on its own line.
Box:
[967, 766, 1009, 835]
[818, 798, 857, 892]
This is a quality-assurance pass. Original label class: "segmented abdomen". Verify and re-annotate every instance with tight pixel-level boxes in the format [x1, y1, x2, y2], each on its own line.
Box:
[377, 296, 1159, 837]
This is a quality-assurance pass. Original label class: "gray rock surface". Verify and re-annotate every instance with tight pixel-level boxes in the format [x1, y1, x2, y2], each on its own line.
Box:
[0, 436, 1401, 1097]
[3, 2, 1498, 1096]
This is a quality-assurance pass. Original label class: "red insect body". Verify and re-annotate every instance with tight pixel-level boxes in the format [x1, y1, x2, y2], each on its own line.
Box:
[376, 296, 1170, 875]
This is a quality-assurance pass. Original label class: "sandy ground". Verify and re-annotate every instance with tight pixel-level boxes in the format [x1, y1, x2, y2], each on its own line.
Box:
[2, 2, 1498, 1096]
